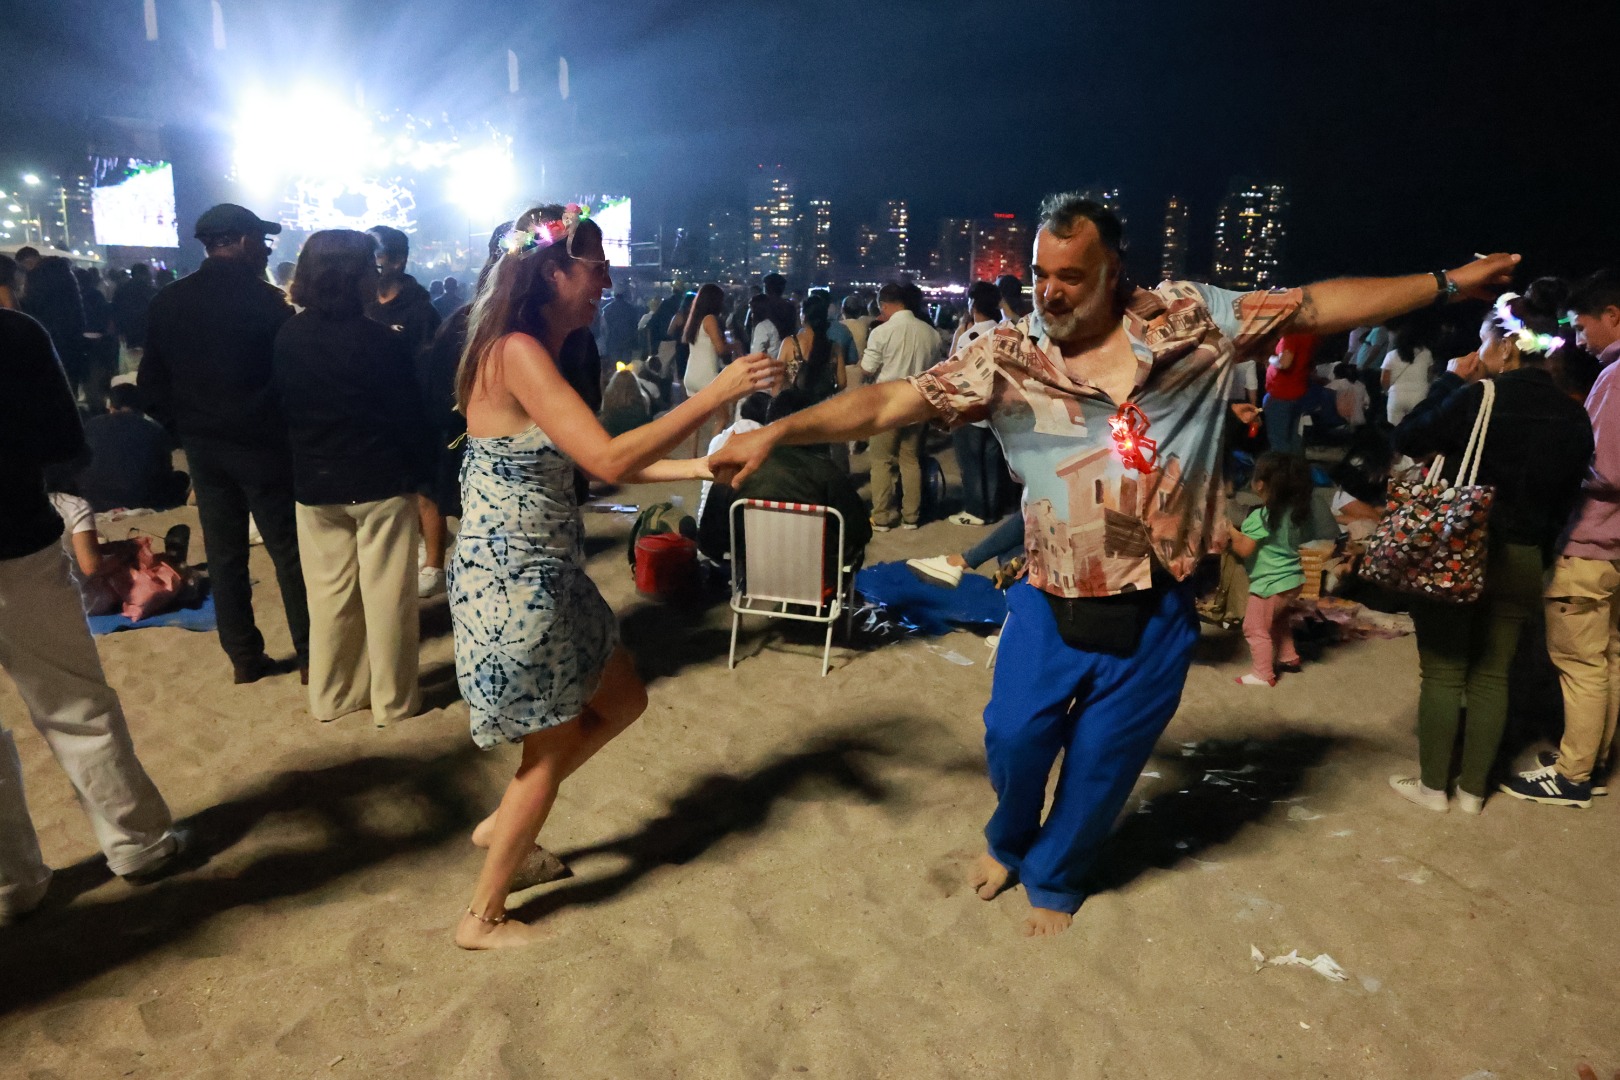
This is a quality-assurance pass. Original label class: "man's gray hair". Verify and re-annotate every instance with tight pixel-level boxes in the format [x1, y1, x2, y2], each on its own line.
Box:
[1037, 192, 1125, 255]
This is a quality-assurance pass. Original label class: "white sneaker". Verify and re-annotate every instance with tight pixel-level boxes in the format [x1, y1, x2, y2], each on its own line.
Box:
[906, 556, 964, 588]
[900, 523, 920, 531]
[1454, 790, 1485, 815]
[418, 566, 446, 598]
[948, 512, 987, 526]
[1388, 775, 1448, 812]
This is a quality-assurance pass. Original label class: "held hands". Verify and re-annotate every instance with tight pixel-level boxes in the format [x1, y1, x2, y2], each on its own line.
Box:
[708, 426, 776, 487]
[1448, 253, 1521, 302]
[707, 352, 782, 404]
[1230, 403, 1261, 426]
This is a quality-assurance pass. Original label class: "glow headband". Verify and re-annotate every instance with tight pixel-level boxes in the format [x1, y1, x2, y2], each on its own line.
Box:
[1492, 293, 1565, 356]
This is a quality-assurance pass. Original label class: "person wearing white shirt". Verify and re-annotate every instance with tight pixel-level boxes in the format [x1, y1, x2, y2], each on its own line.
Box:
[859, 282, 943, 529]
[1325, 362, 1371, 428]
[1228, 357, 1259, 406]
[1381, 323, 1435, 425]
[948, 282, 1010, 525]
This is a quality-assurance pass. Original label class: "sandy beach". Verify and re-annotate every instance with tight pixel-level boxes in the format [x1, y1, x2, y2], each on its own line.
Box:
[2, 467, 1616, 1079]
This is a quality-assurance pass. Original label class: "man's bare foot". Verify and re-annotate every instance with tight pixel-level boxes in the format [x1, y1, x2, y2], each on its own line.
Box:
[453, 911, 551, 950]
[1020, 907, 1073, 937]
[968, 853, 1012, 900]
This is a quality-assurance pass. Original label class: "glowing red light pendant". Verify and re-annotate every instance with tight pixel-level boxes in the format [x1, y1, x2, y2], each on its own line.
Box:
[1107, 403, 1158, 474]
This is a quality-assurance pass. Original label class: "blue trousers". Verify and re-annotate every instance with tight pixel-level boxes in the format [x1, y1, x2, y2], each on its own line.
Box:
[1262, 394, 1307, 455]
[984, 580, 1199, 914]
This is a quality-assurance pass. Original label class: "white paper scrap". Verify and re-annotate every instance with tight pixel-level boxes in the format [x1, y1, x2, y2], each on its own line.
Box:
[1250, 945, 1349, 982]
[928, 646, 974, 667]
[1286, 806, 1324, 822]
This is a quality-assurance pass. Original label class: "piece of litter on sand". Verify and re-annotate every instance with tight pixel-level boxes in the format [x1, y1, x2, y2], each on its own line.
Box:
[1299, 1021, 1311, 1030]
[1286, 806, 1324, 822]
[927, 645, 974, 666]
[1330, 830, 1354, 838]
[583, 502, 639, 514]
[1142, 771, 1162, 779]
[1459, 1072, 1498, 1080]
[328, 1055, 345, 1068]
[1250, 945, 1348, 982]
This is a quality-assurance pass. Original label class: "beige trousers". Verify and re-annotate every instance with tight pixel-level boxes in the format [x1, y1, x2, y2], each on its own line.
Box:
[296, 496, 421, 725]
[0, 544, 175, 917]
[868, 423, 927, 527]
[1544, 555, 1620, 782]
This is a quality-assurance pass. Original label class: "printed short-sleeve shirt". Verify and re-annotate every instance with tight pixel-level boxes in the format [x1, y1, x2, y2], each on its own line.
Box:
[910, 281, 1302, 598]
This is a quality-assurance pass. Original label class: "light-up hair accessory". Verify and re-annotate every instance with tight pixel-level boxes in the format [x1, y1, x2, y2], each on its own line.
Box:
[1492, 293, 1566, 356]
[500, 217, 570, 257]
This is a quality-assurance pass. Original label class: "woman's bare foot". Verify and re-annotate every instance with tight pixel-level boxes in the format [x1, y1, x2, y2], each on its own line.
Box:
[945, 554, 969, 570]
[1021, 907, 1073, 938]
[471, 813, 498, 848]
[453, 910, 551, 950]
[968, 853, 1012, 900]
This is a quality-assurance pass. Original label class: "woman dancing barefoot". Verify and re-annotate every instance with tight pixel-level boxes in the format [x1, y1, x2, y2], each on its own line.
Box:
[449, 207, 776, 949]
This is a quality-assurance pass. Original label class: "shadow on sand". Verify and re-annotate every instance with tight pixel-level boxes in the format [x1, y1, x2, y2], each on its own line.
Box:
[511, 728, 903, 922]
[1085, 732, 1335, 896]
[0, 749, 485, 1015]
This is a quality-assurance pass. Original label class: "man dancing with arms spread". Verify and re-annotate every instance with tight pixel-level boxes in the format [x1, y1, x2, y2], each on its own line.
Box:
[713, 193, 1518, 936]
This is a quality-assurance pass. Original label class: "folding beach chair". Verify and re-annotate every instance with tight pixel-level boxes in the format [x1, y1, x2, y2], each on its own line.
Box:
[727, 499, 855, 677]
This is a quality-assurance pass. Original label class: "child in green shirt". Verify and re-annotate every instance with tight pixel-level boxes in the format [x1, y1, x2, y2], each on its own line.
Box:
[1227, 453, 1313, 686]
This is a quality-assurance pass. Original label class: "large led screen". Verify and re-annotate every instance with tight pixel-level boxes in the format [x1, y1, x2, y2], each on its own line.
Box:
[91, 157, 179, 247]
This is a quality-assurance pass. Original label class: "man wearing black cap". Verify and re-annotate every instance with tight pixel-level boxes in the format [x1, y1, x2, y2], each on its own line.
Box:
[138, 203, 309, 684]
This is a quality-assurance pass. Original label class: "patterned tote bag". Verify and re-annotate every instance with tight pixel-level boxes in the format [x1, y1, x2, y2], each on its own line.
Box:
[1360, 379, 1496, 603]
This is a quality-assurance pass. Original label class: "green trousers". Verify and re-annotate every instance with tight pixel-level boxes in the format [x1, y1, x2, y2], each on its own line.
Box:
[1409, 542, 1544, 796]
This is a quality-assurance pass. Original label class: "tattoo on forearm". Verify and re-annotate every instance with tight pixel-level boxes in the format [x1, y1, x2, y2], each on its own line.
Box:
[1297, 286, 1318, 325]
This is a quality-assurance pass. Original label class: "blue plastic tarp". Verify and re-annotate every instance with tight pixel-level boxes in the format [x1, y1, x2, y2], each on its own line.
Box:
[88, 594, 217, 636]
[854, 561, 1007, 636]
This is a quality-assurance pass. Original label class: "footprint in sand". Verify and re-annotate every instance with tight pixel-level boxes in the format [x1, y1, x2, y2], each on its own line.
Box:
[927, 849, 981, 899]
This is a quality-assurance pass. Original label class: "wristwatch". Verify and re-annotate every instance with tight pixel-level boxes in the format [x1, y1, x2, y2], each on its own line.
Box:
[1432, 270, 1458, 306]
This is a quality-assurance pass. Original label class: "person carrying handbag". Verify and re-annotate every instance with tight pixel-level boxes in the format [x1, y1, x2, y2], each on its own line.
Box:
[1385, 285, 1592, 814]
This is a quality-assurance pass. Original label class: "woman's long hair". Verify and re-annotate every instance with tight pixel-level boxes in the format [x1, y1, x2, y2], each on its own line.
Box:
[1253, 451, 1313, 529]
[454, 214, 603, 412]
[793, 292, 833, 391]
[681, 282, 725, 346]
[289, 229, 378, 318]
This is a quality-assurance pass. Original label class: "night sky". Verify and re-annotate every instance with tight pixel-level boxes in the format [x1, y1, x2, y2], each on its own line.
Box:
[1, 0, 1614, 282]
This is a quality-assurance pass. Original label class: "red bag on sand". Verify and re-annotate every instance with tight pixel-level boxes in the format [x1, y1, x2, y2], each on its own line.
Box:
[634, 532, 698, 600]
[102, 536, 186, 621]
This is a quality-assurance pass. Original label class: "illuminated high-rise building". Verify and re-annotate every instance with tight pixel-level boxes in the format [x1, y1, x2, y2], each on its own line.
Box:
[1160, 195, 1189, 282]
[806, 198, 833, 278]
[747, 165, 797, 278]
[970, 214, 1030, 284]
[931, 217, 973, 282]
[1078, 186, 1124, 226]
[854, 221, 881, 273]
[1213, 181, 1288, 289]
[878, 198, 909, 270]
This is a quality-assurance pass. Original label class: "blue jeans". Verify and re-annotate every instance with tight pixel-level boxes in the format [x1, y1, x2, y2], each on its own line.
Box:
[963, 513, 1025, 569]
[952, 425, 1006, 521]
[1263, 394, 1307, 455]
[983, 580, 1199, 913]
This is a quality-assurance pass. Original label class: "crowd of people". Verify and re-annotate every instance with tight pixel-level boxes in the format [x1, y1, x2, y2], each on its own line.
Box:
[2, 187, 1618, 964]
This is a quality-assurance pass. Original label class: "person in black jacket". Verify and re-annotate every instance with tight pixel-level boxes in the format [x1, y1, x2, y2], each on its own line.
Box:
[21, 256, 87, 399]
[365, 225, 441, 358]
[0, 309, 182, 922]
[139, 202, 309, 685]
[1387, 282, 1594, 814]
[275, 229, 431, 726]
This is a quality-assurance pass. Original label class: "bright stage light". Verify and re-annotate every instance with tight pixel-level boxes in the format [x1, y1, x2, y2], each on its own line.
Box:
[22, 174, 40, 186]
[446, 143, 515, 225]
[230, 87, 514, 233]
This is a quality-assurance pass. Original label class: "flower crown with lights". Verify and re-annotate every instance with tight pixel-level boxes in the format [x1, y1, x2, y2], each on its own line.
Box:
[1492, 292, 1566, 356]
[499, 203, 591, 257]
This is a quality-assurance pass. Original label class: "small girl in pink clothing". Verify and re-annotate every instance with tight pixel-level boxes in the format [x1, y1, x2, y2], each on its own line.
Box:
[1227, 453, 1313, 686]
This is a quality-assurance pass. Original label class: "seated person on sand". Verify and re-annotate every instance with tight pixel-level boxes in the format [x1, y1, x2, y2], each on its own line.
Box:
[599, 362, 657, 436]
[696, 391, 771, 522]
[79, 383, 190, 512]
[906, 508, 1026, 589]
[697, 387, 871, 573]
